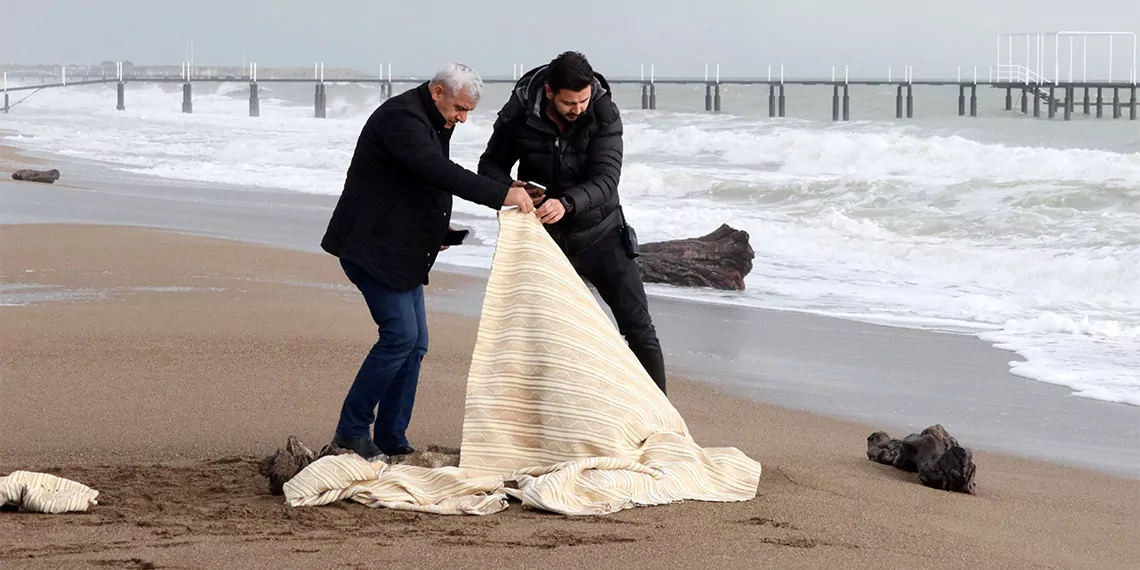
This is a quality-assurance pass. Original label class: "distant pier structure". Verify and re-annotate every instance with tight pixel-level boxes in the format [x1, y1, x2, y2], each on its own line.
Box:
[2, 30, 1136, 121]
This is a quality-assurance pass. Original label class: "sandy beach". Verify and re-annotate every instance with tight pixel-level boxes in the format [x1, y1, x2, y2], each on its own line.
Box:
[2, 220, 1138, 569]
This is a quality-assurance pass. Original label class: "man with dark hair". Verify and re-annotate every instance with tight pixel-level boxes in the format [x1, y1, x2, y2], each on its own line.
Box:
[478, 51, 668, 395]
[321, 62, 535, 461]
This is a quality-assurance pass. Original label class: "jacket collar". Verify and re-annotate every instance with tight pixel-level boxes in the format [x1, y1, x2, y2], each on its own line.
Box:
[416, 82, 447, 132]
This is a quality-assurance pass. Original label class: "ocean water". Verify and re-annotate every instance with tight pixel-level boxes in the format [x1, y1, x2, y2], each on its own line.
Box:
[3, 79, 1139, 406]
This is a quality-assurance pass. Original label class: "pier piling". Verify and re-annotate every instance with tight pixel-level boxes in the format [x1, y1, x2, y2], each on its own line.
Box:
[906, 84, 913, 118]
[1005, 87, 1012, 110]
[181, 83, 192, 114]
[116, 82, 125, 111]
[314, 83, 327, 118]
[641, 83, 648, 110]
[1131, 86, 1137, 120]
[704, 83, 712, 112]
[778, 84, 785, 117]
[896, 85, 903, 118]
[1048, 87, 1056, 119]
[1033, 86, 1040, 117]
[842, 84, 849, 121]
[1021, 88, 1028, 114]
[1083, 87, 1090, 114]
[831, 85, 839, 121]
[969, 84, 977, 116]
[1096, 88, 1103, 118]
[958, 85, 965, 116]
[249, 82, 260, 117]
[649, 83, 656, 110]
[768, 85, 775, 117]
[713, 83, 721, 112]
[3, 93, 8, 114]
[1064, 86, 1072, 121]
[1113, 88, 1121, 119]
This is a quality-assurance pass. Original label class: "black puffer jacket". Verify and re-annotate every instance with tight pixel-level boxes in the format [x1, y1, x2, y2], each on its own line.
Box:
[321, 82, 509, 291]
[478, 65, 624, 252]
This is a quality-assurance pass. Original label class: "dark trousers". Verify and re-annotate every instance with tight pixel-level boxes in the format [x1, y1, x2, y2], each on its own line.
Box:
[335, 259, 427, 452]
[569, 232, 667, 394]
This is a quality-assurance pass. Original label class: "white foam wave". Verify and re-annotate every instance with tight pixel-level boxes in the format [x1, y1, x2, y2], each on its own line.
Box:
[626, 120, 1140, 185]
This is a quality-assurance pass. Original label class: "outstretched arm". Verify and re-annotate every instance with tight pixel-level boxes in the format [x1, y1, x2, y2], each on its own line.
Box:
[376, 108, 509, 210]
[478, 97, 524, 186]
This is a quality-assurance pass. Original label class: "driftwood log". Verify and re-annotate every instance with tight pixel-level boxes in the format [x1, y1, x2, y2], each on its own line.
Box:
[866, 424, 976, 494]
[11, 169, 60, 184]
[636, 224, 754, 291]
[258, 437, 461, 495]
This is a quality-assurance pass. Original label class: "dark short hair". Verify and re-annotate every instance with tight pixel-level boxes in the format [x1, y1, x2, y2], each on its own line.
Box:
[546, 51, 594, 94]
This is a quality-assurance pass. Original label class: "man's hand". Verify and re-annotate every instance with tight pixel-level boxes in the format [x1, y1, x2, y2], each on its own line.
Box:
[440, 226, 455, 251]
[517, 180, 546, 206]
[503, 186, 535, 214]
[536, 197, 566, 225]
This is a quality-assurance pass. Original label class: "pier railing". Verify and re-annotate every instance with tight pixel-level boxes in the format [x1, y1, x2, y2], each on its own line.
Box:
[994, 64, 1052, 85]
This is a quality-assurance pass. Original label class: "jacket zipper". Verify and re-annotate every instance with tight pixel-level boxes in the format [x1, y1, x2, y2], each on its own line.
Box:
[552, 137, 562, 194]
[551, 136, 569, 247]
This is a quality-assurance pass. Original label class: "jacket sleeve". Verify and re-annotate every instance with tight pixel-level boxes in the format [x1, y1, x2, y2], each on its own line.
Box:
[477, 97, 523, 186]
[376, 108, 508, 210]
[559, 102, 623, 214]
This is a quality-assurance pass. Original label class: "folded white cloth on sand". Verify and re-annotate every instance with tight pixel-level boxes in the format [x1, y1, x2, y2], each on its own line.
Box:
[285, 210, 762, 515]
[0, 471, 100, 513]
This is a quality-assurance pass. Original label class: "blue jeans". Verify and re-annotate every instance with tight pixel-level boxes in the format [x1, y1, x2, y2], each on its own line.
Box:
[336, 259, 427, 452]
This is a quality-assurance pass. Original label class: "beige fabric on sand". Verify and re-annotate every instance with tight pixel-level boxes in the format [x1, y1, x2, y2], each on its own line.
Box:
[283, 454, 509, 515]
[1, 471, 100, 513]
[285, 209, 762, 515]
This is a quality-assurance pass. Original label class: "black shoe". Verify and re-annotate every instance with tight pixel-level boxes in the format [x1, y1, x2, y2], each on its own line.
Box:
[382, 445, 416, 457]
[332, 434, 384, 460]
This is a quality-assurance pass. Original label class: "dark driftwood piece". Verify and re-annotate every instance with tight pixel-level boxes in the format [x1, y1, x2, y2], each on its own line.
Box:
[11, 169, 61, 183]
[867, 424, 977, 494]
[636, 224, 755, 291]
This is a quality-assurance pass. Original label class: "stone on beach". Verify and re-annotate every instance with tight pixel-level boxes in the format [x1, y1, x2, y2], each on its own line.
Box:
[867, 424, 977, 494]
[258, 436, 354, 495]
[636, 224, 754, 291]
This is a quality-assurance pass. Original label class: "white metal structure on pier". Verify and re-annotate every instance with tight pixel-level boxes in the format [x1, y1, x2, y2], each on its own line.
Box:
[995, 31, 1137, 84]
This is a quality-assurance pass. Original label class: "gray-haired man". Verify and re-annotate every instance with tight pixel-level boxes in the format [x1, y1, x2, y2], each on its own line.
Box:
[320, 63, 534, 460]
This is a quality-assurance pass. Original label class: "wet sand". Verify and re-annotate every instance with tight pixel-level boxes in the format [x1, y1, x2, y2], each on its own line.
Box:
[2, 224, 1137, 569]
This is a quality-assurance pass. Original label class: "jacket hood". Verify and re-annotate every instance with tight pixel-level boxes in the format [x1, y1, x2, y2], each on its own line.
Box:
[513, 65, 611, 122]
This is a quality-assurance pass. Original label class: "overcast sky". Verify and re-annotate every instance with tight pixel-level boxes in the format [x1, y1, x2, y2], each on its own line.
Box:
[3, 0, 1137, 79]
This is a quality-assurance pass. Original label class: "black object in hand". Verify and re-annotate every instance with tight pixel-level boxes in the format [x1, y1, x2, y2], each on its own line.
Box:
[442, 229, 470, 246]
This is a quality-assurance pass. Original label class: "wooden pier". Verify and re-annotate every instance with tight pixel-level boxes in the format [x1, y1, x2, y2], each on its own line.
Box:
[3, 30, 1136, 121]
[4, 69, 1137, 122]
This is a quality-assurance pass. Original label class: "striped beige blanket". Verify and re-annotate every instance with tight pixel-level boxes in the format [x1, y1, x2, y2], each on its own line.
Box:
[1, 471, 100, 513]
[285, 209, 762, 515]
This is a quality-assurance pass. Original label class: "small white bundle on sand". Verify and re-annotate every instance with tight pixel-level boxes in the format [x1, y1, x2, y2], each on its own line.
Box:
[1, 470, 100, 513]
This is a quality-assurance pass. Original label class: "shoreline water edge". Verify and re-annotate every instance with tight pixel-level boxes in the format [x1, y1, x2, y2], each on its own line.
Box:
[2, 140, 1137, 479]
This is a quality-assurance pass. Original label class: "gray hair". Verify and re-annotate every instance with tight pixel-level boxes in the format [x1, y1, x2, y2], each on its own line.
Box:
[429, 62, 484, 103]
